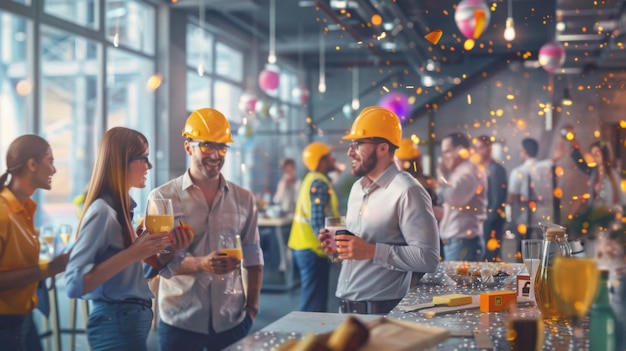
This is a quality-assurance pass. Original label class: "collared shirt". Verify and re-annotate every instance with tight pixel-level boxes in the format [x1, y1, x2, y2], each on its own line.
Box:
[0, 187, 39, 315]
[336, 164, 440, 301]
[65, 196, 152, 301]
[310, 179, 330, 235]
[152, 170, 264, 335]
[438, 160, 487, 240]
[508, 157, 554, 225]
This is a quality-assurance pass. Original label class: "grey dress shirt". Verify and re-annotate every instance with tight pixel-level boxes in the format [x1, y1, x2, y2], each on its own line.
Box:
[151, 171, 264, 334]
[336, 164, 440, 301]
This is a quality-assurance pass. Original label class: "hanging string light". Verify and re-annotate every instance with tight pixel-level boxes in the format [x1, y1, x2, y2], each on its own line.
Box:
[351, 66, 360, 110]
[197, 1, 206, 76]
[318, 31, 326, 94]
[504, 0, 516, 41]
[267, 0, 277, 64]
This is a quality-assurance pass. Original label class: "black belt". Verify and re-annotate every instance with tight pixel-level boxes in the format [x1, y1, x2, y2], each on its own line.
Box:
[340, 298, 401, 314]
[95, 298, 152, 309]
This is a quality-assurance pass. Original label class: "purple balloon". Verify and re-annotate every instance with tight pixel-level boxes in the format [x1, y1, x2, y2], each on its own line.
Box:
[258, 69, 280, 93]
[378, 92, 411, 122]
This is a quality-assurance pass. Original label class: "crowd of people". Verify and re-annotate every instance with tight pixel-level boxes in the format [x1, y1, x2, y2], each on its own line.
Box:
[1, 105, 623, 350]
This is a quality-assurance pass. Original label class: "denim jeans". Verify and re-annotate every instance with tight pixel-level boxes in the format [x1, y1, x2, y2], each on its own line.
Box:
[443, 236, 484, 261]
[87, 300, 153, 351]
[292, 249, 330, 312]
[157, 312, 252, 351]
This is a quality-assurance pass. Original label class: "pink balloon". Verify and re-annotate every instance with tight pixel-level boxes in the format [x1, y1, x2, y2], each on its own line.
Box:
[538, 41, 566, 73]
[238, 93, 258, 115]
[258, 69, 280, 93]
[454, 0, 490, 39]
[378, 92, 411, 122]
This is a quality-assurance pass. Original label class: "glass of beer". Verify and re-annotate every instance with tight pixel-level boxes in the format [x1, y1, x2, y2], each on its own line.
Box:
[219, 234, 243, 294]
[507, 308, 544, 351]
[145, 198, 174, 253]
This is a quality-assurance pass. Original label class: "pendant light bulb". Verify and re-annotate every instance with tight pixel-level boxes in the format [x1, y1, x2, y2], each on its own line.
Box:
[268, 53, 277, 64]
[351, 98, 360, 110]
[504, 17, 516, 41]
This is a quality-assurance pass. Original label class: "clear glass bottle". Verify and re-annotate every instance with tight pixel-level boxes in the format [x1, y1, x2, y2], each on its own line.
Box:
[589, 270, 616, 351]
[534, 222, 572, 320]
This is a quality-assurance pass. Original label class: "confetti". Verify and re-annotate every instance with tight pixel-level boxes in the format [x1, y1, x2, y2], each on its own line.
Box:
[424, 29, 443, 45]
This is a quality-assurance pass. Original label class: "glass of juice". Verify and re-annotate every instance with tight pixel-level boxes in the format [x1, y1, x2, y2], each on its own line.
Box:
[219, 234, 243, 294]
[145, 198, 174, 253]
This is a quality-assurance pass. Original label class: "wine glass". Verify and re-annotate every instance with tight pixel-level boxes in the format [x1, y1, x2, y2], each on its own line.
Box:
[522, 239, 542, 301]
[144, 198, 174, 253]
[549, 256, 599, 346]
[219, 234, 243, 295]
[58, 224, 72, 251]
[40, 226, 56, 257]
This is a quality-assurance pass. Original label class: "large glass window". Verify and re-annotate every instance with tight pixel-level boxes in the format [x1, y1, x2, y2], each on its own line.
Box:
[214, 80, 242, 124]
[187, 71, 211, 111]
[44, 0, 97, 29]
[0, 11, 30, 163]
[40, 25, 100, 228]
[186, 22, 213, 73]
[216, 42, 242, 81]
[105, 0, 155, 55]
[107, 47, 155, 212]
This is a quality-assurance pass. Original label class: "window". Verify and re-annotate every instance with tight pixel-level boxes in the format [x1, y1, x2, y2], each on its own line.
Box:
[107, 47, 155, 213]
[215, 42, 242, 81]
[40, 25, 100, 227]
[186, 22, 213, 73]
[187, 71, 211, 112]
[0, 11, 30, 167]
[105, 0, 155, 54]
[44, 0, 98, 29]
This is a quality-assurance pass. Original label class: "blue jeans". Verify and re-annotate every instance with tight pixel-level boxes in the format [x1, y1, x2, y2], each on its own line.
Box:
[292, 249, 330, 312]
[0, 313, 42, 351]
[443, 236, 484, 261]
[157, 313, 252, 351]
[87, 300, 153, 351]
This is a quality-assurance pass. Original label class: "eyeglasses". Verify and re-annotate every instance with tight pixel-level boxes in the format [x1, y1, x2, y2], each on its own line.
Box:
[188, 141, 229, 156]
[129, 155, 151, 164]
[348, 140, 383, 150]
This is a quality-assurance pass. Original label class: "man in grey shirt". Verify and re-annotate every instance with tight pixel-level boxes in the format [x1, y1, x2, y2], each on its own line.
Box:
[437, 132, 487, 261]
[319, 106, 440, 315]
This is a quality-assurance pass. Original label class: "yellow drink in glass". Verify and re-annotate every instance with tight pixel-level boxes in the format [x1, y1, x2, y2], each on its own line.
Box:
[550, 257, 599, 319]
[221, 248, 243, 260]
[145, 214, 174, 233]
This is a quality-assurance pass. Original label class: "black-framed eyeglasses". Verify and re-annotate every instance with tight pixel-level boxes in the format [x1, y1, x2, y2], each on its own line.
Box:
[129, 155, 151, 164]
[348, 140, 383, 150]
[188, 141, 229, 156]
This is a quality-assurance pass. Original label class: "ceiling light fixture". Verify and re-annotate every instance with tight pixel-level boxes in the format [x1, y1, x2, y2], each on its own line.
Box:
[351, 66, 360, 110]
[318, 32, 326, 93]
[267, 0, 277, 64]
[562, 88, 572, 106]
[503, 0, 515, 41]
[196, 1, 205, 76]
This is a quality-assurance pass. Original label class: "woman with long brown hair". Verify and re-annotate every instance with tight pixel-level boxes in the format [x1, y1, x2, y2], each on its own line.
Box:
[64, 127, 192, 351]
[0, 134, 69, 350]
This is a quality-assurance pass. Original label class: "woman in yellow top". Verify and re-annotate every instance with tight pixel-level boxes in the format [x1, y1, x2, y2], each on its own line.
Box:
[0, 134, 69, 350]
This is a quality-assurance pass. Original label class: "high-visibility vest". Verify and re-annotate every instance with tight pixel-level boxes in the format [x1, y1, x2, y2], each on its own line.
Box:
[288, 171, 339, 257]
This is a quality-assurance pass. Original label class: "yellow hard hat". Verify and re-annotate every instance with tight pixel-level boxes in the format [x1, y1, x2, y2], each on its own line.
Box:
[395, 138, 420, 159]
[342, 106, 402, 147]
[182, 108, 234, 143]
[302, 142, 331, 172]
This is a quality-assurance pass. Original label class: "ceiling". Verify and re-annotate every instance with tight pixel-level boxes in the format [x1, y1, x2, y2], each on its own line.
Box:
[171, 0, 626, 77]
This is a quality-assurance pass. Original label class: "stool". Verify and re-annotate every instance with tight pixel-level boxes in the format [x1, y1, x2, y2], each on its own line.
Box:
[67, 298, 90, 351]
[39, 276, 61, 351]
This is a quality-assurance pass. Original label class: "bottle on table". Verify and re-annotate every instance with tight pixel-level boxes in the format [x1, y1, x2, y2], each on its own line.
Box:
[589, 269, 616, 351]
[534, 222, 571, 320]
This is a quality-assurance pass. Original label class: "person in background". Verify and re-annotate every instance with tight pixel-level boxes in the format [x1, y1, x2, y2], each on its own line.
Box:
[0, 135, 69, 351]
[474, 135, 508, 262]
[562, 134, 623, 212]
[289, 142, 339, 312]
[437, 132, 487, 262]
[147, 108, 264, 351]
[65, 127, 192, 351]
[507, 138, 558, 240]
[319, 106, 440, 315]
[273, 157, 300, 216]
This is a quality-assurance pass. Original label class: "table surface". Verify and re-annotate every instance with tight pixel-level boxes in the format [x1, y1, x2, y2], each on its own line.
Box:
[226, 261, 585, 351]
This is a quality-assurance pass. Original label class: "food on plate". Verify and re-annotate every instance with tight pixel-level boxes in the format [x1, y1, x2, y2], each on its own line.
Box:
[273, 316, 369, 351]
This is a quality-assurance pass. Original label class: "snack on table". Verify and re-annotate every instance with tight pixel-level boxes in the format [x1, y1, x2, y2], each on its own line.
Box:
[274, 316, 369, 351]
[327, 316, 369, 351]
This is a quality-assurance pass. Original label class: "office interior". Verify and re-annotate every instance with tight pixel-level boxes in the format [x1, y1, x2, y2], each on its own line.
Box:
[2, 0, 626, 349]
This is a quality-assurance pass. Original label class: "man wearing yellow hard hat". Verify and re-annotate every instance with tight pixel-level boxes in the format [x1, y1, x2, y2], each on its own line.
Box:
[146, 108, 264, 350]
[289, 142, 340, 312]
[319, 106, 440, 314]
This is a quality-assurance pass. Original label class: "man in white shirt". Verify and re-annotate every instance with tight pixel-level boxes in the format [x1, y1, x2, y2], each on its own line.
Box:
[147, 108, 264, 351]
[437, 132, 487, 261]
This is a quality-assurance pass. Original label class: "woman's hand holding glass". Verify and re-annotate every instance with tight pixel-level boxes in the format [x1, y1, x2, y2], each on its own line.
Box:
[144, 198, 174, 253]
